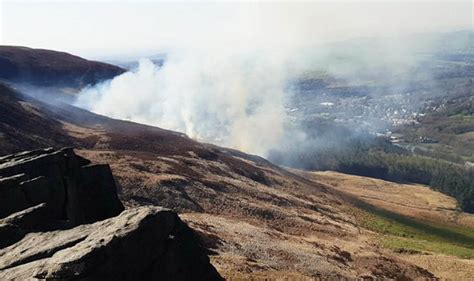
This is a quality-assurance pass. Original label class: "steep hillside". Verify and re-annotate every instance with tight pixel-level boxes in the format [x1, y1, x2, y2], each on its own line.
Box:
[0, 83, 74, 154]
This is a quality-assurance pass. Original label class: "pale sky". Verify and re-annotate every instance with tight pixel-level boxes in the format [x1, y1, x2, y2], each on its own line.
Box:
[0, 1, 472, 58]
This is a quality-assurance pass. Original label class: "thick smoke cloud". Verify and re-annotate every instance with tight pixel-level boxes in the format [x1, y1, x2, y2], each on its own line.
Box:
[75, 29, 472, 157]
[76, 50, 292, 156]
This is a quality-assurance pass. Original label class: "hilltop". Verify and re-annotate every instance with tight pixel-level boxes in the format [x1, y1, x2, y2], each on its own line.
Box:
[0, 46, 125, 88]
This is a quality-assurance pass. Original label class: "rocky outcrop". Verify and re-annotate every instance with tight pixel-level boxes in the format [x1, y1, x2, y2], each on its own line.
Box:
[0, 147, 124, 227]
[0, 207, 222, 281]
[0, 148, 221, 280]
[0, 203, 51, 248]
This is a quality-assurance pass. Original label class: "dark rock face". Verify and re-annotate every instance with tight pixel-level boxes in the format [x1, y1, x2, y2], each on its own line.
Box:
[0, 147, 124, 226]
[0, 207, 222, 281]
[0, 148, 222, 280]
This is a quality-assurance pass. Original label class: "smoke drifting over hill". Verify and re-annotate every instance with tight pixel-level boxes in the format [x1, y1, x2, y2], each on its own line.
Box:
[76, 51, 292, 155]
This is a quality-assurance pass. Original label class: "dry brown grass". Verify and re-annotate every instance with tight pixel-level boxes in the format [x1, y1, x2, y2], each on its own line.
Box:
[76, 148, 432, 279]
[400, 254, 474, 280]
[182, 213, 414, 280]
[66, 120, 443, 279]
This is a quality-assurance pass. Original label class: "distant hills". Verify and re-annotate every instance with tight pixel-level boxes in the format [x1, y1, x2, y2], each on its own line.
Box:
[0, 46, 125, 88]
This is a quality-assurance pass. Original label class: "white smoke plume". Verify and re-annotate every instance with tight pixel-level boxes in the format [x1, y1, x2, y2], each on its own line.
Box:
[76, 50, 292, 156]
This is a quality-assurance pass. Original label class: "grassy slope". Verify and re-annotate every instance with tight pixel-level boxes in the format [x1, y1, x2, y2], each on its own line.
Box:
[354, 202, 474, 259]
[302, 171, 474, 258]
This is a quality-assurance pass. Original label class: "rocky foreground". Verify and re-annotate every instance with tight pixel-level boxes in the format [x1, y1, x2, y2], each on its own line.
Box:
[0, 148, 221, 280]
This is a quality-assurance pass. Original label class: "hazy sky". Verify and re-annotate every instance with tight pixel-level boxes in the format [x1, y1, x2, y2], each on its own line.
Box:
[0, 1, 472, 58]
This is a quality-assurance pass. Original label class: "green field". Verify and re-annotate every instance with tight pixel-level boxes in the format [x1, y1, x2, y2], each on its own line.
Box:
[355, 202, 474, 258]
